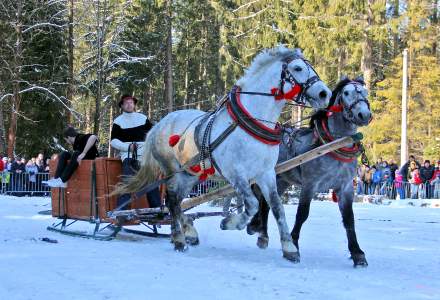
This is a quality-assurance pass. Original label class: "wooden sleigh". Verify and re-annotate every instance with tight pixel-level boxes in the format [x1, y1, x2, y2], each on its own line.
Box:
[47, 157, 224, 240]
[47, 133, 362, 241]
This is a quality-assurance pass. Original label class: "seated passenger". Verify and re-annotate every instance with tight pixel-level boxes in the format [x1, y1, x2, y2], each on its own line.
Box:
[44, 127, 98, 188]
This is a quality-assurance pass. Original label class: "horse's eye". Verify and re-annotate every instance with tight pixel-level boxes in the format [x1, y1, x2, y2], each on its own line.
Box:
[344, 91, 349, 96]
[294, 66, 302, 72]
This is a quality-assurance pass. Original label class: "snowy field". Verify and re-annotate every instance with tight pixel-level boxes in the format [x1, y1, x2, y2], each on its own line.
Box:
[1, 196, 439, 300]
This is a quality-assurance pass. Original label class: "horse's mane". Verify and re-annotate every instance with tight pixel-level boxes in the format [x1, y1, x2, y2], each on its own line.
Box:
[237, 46, 303, 85]
[309, 77, 365, 128]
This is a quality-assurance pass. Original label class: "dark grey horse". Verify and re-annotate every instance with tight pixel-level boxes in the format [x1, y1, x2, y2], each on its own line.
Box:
[247, 77, 371, 267]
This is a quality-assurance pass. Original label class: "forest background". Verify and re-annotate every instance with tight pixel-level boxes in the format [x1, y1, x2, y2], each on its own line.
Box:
[0, 0, 439, 163]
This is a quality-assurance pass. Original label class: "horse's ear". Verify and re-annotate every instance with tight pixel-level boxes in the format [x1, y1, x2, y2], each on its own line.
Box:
[354, 75, 365, 84]
[340, 74, 349, 81]
[293, 48, 304, 58]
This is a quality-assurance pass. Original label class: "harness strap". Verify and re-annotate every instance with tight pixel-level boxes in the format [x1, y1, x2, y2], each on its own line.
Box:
[313, 118, 362, 163]
[227, 86, 282, 145]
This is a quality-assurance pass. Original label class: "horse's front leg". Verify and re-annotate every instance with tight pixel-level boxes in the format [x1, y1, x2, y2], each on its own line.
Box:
[256, 172, 299, 263]
[220, 177, 259, 231]
[337, 186, 368, 267]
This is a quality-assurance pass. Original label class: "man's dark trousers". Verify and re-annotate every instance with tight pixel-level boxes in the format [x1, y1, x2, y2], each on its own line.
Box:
[117, 158, 162, 209]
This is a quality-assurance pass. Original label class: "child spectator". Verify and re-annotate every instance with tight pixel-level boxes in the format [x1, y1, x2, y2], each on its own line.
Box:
[410, 168, 422, 199]
[394, 170, 405, 199]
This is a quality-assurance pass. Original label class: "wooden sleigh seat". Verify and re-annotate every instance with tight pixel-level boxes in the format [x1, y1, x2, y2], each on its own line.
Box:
[50, 157, 151, 222]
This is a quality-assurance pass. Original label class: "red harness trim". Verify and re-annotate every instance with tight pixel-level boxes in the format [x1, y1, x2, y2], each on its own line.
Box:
[331, 190, 339, 202]
[319, 119, 359, 163]
[227, 88, 285, 145]
[189, 164, 215, 181]
[270, 84, 302, 101]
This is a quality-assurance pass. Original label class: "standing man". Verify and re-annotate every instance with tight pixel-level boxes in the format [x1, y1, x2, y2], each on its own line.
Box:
[44, 127, 98, 188]
[420, 160, 435, 199]
[111, 94, 161, 209]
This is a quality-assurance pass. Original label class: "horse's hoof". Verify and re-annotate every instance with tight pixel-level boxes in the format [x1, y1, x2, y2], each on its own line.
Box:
[292, 239, 299, 250]
[220, 218, 229, 230]
[186, 236, 199, 246]
[257, 236, 268, 249]
[351, 253, 368, 268]
[283, 251, 300, 263]
[174, 242, 188, 252]
[246, 224, 258, 235]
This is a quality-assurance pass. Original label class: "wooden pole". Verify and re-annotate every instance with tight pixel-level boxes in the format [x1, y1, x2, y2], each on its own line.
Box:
[108, 134, 363, 218]
[400, 49, 408, 167]
[180, 133, 363, 210]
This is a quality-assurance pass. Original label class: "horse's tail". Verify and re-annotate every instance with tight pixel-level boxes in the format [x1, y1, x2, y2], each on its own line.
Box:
[112, 130, 163, 197]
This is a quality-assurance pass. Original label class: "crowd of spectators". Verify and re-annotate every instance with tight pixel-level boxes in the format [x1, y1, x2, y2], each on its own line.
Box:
[0, 153, 51, 196]
[356, 156, 440, 199]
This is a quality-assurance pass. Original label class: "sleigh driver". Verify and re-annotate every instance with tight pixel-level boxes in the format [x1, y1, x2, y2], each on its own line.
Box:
[111, 94, 162, 210]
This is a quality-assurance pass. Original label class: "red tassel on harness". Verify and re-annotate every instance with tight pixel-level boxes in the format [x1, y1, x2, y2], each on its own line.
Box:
[169, 135, 180, 147]
[328, 105, 343, 113]
[283, 84, 302, 100]
[271, 85, 301, 101]
[327, 105, 343, 117]
[205, 166, 215, 175]
[271, 88, 283, 100]
[189, 165, 201, 173]
[331, 191, 338, 203]
[199, 173, 208, 181]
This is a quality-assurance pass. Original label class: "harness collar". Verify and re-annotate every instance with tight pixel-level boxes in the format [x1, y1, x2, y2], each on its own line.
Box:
[227, 86, 284, 145]
[313, 118, 361, 163]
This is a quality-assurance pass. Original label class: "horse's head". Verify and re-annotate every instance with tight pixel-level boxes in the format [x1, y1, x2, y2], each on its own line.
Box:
[282, 48, 332, 109]
[332, 76, 372, 126]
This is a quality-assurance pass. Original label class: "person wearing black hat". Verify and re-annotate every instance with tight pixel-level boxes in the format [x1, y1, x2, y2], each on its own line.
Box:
[43, 126, 98, 187]
[111, 94, 161, 209]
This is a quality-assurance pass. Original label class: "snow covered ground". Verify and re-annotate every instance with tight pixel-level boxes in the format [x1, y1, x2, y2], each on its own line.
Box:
[1, 195, 439, 300]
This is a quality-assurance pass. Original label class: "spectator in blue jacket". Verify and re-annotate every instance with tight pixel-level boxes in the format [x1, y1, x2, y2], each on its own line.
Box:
[371, 166, 382, 195]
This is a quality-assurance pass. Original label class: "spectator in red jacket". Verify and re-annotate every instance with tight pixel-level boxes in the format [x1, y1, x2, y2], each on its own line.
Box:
[431, 161, 440, 199]
[410, 168, 422, 199]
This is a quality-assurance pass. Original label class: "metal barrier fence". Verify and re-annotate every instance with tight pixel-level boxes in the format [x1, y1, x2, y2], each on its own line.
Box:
[189, 179, 228, 197]
[2, 170, 438, 201]
[0, 171, 51, 196]
[357, 180, 440, 199]
[0, 171, 227, 198]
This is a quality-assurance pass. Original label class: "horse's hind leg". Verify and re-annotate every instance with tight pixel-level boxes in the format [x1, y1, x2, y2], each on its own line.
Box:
[337, 188, 368, 267]
[256, 172, 299, 262]
[166, 173, 200, 251]
[166, 188, 187, 251]
[182, 214, 199, 246]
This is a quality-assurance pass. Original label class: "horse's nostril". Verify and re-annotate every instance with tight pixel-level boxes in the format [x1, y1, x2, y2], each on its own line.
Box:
[319, 90, 327, 98]
[358, 112, 364, 120]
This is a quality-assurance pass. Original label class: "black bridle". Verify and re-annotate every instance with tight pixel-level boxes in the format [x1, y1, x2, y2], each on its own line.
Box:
[280, 59, 321, 105]
[235, 57, 323, 105]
